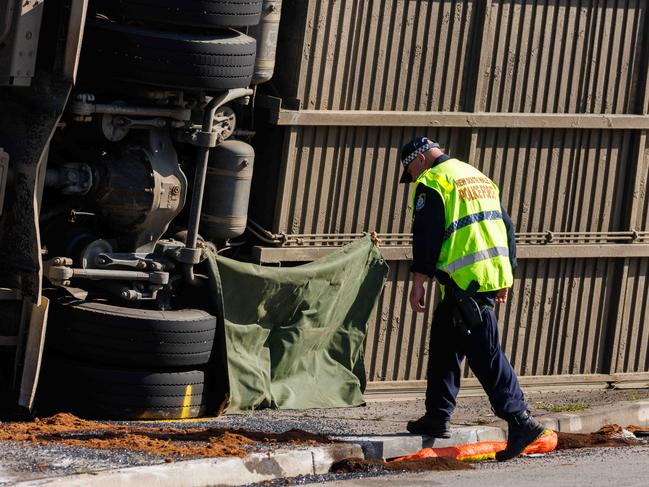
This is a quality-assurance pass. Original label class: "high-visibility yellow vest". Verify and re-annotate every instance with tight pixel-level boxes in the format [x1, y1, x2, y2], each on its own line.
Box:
[412, 158, 513, 292]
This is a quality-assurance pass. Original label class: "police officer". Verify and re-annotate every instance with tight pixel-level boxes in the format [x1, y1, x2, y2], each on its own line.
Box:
[399, 136, 544, 461]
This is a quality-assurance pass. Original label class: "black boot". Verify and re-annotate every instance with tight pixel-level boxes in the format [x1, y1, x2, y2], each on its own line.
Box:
[496, 410, 545, 462]
[406, 414, 451, 438]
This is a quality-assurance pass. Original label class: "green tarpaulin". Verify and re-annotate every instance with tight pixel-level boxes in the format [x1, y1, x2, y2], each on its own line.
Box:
[207, 237, 388, 412]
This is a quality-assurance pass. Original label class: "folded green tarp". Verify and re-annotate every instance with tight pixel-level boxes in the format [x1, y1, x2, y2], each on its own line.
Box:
[207, 236, 389, 412]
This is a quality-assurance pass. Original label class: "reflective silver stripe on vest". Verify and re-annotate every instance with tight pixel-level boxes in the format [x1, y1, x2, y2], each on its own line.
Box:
[441, 247, 510, 274]
[443, 210, 503, 241]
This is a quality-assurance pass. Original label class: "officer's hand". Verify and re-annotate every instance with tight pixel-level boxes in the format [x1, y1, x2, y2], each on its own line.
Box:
[410, 283, 426, 313]
[496, 288, 509, 304]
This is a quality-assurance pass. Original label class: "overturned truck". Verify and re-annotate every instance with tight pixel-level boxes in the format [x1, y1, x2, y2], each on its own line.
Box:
[0, 0, 285, 419]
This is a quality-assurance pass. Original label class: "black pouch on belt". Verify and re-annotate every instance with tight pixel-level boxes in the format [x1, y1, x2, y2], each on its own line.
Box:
[437, 274, 483, 335]
[455, 292, 483, 329]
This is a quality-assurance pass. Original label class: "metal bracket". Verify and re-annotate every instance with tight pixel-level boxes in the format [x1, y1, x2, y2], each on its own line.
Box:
[175, 247, 205, 265]
[184, 129, 221, 148]
[0, 0, 45, 86]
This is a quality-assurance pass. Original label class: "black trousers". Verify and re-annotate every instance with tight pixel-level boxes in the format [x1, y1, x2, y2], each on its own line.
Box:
[425, 298, 527, 420]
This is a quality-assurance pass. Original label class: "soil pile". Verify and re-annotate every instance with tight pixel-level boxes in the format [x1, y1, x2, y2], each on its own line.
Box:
[330, 458, 387, 475]
[386, 457, 473, 472]
[556, 424, 639, 450]
[331, 457, 472, 474]
[2, 413, 112, 438]
[0, 413, 331, 459]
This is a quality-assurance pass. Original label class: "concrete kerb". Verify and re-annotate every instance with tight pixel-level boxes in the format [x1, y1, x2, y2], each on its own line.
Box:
[14, 444, 363, 487]
[535, 399, 649, 433]
[338, 399, 649, 460]
[339, 426, 506, 460]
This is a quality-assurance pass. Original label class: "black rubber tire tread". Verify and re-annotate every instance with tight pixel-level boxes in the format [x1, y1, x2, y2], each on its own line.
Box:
[47, 296, 217, 367]
[119, 0, 264, 28]
[83, 20, 256, 90]
[39, 356, 210, 420]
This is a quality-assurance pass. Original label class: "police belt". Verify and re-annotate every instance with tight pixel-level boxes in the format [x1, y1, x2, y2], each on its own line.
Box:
[436, 272, 483, 336]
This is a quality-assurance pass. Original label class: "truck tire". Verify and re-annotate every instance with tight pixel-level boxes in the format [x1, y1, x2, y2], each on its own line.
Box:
[83, 20, 256, 90]
[119, 0, 264, 28]
[38, 356, 210, 419]
[47, 297, 217, 367]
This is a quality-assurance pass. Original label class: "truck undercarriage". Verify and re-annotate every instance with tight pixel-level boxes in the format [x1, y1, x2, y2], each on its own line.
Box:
[0, 0, 282, 419]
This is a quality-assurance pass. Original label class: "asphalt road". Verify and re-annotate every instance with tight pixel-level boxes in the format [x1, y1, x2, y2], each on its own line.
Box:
[322, 445, 649, 487]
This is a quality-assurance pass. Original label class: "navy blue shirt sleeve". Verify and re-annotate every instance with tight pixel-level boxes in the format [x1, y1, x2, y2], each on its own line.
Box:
[411, 183, 445, 278]
[501, 205, 517, 271]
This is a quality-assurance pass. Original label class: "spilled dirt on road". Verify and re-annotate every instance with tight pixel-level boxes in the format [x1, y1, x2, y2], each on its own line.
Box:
[0, 415, 646, 465]
[331, 457, 472, 474]
[556, 424, 642, 450]
[0, 413, 332, 459]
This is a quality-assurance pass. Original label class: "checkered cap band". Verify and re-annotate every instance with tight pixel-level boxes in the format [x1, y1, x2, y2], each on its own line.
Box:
[401, 139, 439, 167]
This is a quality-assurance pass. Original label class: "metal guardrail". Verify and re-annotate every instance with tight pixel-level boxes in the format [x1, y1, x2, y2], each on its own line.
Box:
[247, 220, 649, 262]
[248, 220, 649, 247]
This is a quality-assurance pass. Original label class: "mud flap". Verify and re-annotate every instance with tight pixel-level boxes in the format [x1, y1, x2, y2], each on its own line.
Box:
[0, 72, 71, 301]
[18, 296, 49, 411]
